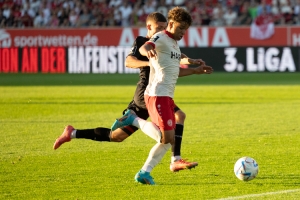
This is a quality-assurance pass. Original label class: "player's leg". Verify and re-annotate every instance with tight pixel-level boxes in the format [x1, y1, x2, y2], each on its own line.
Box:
[135, 131, 173, 185]
[111, 111, 163, 143]
[53, 126, 132, 150]
[135, 96, 174, 185]
[111, 102, 148, 142]
[53, 105, 139, 149]
[122, 100, 163, 142]
[172, 108, 186, 162]
[110, 126, 134, 142]
[140, 129, 174, 172]
[135, 129, 174, 185]
[170, 107, 198, 172]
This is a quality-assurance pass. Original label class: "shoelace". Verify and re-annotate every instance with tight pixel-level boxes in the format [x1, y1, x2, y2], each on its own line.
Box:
[177, 159, 189, 163]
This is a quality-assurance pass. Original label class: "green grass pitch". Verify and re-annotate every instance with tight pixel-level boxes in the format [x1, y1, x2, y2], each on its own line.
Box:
[1, 72, 300, 199]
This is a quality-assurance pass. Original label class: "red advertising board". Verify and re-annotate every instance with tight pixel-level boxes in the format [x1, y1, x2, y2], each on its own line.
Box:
[1, 26, 300, 48]
[0, 47, 66, 73]
[1, 46, 298, 73]
[1, 26, 300, 74]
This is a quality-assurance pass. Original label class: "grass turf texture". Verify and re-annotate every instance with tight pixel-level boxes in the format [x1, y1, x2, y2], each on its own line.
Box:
[0, 72, 300, 199]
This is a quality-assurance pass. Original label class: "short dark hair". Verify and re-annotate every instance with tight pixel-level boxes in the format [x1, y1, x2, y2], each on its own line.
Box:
[146, 12, 167, 23]
[168, 7, 192, 26]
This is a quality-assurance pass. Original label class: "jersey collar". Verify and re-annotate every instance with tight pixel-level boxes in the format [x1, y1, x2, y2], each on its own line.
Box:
[164, 30, 175, 39]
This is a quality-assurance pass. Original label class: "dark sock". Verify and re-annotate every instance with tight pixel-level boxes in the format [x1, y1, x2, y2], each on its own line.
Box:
[76, 127, 111, 142]
[173, 124, 184, 157]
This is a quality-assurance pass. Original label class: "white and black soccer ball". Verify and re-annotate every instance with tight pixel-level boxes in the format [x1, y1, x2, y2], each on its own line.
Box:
[234, 157, 259, 181]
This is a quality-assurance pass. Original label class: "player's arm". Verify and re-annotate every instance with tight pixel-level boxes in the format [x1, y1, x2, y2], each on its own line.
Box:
[179, 53, 213, 76]
[179, 65, 213, 77]
[179, 67, 198, 77]
[125, 56, 149, 68]
[180, 53, 205, 66]
[139, 42, 157, 59]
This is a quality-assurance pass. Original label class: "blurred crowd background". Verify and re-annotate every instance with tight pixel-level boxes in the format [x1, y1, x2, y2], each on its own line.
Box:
[0, 0, 299, 28]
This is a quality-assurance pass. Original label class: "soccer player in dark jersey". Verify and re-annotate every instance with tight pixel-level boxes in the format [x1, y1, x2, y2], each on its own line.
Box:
[53, 12, 207, 172]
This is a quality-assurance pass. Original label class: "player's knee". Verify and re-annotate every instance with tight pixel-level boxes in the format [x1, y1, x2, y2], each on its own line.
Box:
[161, 138, 171, 144]
[175, 110, 186, 123]
[110, 130, 129, 142]
[162, 138, 174, 144]
[110, 135, 124, 142]
[161, 133, 174, 144]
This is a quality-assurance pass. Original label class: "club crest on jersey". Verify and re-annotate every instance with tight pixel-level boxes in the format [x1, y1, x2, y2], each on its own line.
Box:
[171, 51, 181, 60]
[150, 36, 159, 42]
[167, 119, 173, 127]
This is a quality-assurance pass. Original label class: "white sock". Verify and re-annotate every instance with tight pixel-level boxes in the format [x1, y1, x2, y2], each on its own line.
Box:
[70, 130, 76, 138]
[142, 143, 172, 172]
[171, 156, 182, 163]
[132, 118, 161, 143]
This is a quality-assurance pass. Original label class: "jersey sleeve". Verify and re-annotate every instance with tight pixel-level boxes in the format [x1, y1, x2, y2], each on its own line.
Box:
[148, 32, 164, 50]
[127, 36, 149, 61]
[127, 39, 139, 57]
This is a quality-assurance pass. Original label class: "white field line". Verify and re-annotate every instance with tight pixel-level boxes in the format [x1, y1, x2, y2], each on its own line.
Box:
[218, 189, 300, 200]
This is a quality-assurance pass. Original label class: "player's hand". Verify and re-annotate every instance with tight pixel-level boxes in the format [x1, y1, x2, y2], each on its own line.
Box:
[193, 65, 213, 74]
[191, 59, 205, 66]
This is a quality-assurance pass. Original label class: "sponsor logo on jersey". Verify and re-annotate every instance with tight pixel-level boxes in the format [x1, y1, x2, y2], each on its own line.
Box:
[171, 51, 181, 60]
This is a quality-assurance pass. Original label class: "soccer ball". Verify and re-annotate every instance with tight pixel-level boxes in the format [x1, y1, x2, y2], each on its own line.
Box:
[234, 157, 259, 181]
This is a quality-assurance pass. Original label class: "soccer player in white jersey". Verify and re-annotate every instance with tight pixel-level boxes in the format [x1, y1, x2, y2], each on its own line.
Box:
[111, 7, 213, 185]
[54, 12, 210, 184]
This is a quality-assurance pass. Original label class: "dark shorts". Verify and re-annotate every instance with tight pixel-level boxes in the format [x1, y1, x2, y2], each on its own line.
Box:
[121, 100, 181, 135]
[120, 100, 149, 135]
